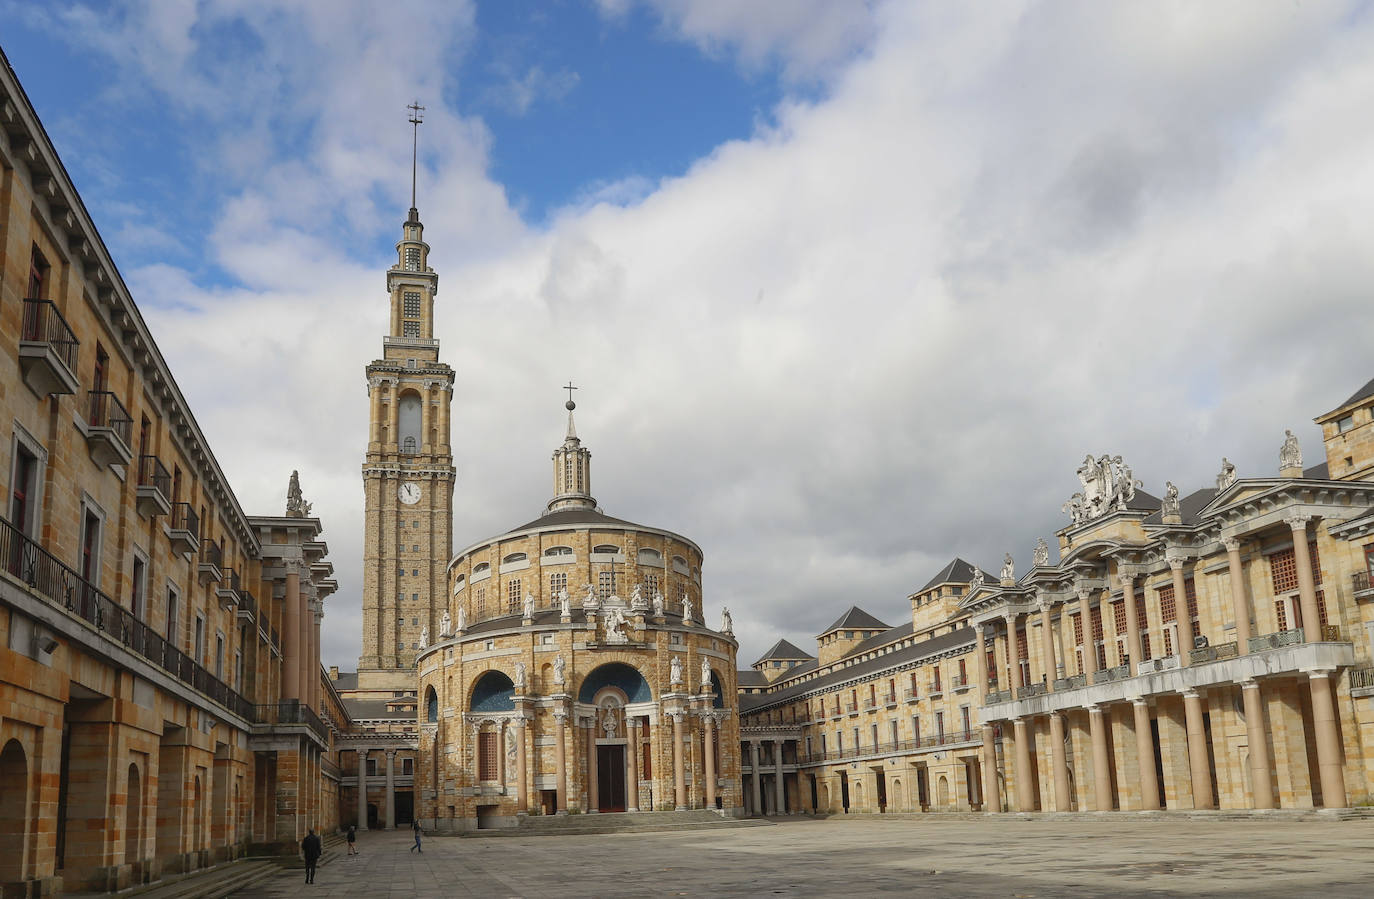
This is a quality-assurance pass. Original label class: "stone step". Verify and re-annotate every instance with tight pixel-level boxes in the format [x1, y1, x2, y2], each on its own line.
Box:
[75, 859, 278, 899]
[465, 810, 768, 838]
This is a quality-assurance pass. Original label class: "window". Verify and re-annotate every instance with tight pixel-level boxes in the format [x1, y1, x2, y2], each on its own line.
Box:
[93, 343, 109, 393]
[166, 586, 180, 645]
[405, 247, 421, 271]
[214, 634, 224, 680]
[234, 650, 243, 691]
[403, 291, 421, 317]
[1338, 415, 1355, 433]
[642, 573, 659, 598]
[367, 759, 378, 777]
[412, 569, 419, 577]
[890, 720, 899, 745]
[412, 593, 419, 602]
[507, 578, 522, 613]
[28, 246, 48, 298]
[592, 544, 620, 555]
[549, 571, 567, 601]
[130, 552, 147, 619]
[912, 716, 921, 742]
[403, 436, 416, 454]
[961, 706, 971, 738]
[544, 546, 573, 557]
[870, 722, 879, 748]
[9, 441, 40, 537]
[598, 570, 616, 600]
[637, 547, 662, 564]
[194, 615, 205, 663]
[403, 321, 420, 338]
[935, 710, 945, 740]
[503, 553, 527, 564]
[79, 505, 102, 586]
[412, 618, 419, 626]
[473, 563, 490, 575]
[475, 585, 487, 618]
[402, 758, 414, 776]
[477, 730, 499, 780]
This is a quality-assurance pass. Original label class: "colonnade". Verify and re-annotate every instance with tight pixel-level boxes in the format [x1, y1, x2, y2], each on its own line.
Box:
[281, 558, 322, 709]
[353, 746, 403, 829]
[742, 737, 792, 816]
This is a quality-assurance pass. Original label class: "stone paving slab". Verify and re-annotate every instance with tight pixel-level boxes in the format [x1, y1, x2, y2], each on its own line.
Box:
[232, 815, 1374, 897]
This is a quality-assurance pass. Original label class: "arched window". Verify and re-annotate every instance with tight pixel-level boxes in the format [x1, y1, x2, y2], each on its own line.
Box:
[398, 392, 421, 452]
[425, 687, 438, 723]
[637, 548, 662, 564]
[502, 553, 527, 564]
[593, 544, 620, 554]
[473, 563, 490, 575]
[543, 546, 573, 557]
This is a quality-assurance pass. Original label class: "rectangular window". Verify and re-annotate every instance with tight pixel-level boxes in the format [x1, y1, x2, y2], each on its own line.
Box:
[870, 722, 879, 748]
[367, 759, 377, 777]
[475, 585, 487, 618]
[215, 634, 224, 680]
[912, 716, 921, 743]
[935, 711, 945, 740]
[9, 442, 40, 537]
[130, 553, 147, 619]
[1337, 415, 1355, 433]
[403, 321, 420, 338]
[28, 246, 48, 298]
[402, 758, 414, 776]
[166, 587, 180, 645]
[194, 616, 205, 663]
[549, 571, 567, 602]
[412, 593, 419, 602]
[598, 570, 616, 600]
[642, 573, 659, 598]
[508, 578, 522, 613]
[961, 706, 971, 738]
[405, 247, 421, 271]
[643, 741, 653, 777]
[80, 506, 102, 585]
[403, 291, 421, 317]
[889, 720, 899, 745]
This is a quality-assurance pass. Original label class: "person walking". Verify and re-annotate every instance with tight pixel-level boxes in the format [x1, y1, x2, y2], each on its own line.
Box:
[410, 818, 423, 853]
[346, 824, 358, 856]
[301, 827, 322, 884]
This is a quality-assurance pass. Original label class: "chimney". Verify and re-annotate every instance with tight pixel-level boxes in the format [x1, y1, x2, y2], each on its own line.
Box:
[329, 665, 339, 680]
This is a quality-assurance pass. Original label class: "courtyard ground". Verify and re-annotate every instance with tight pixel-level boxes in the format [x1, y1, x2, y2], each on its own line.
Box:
[231, 815, 1374, 898]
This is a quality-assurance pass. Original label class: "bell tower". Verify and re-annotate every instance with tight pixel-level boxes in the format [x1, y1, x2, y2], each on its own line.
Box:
[357, 103, 455, 691]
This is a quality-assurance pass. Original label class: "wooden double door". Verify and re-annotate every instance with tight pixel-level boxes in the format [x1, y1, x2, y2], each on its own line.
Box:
[596, 744, 627, 812]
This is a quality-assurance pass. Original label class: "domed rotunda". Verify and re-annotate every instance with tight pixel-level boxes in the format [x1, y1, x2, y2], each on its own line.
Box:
[416, 399, 742, 829]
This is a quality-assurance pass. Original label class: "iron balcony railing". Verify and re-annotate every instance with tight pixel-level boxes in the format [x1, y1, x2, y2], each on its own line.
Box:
[21, 298, 79, 372]
[170, 502, 199, 541]
[950, 674, 970, 689]
[846, 703, 858, 714]
[883, 693, 898, 705]
[252, 700, 329, 743]
[85, 389, 133, 447]
[928, 681, 943, 694]
[862, 698, 877, 710]
[0, 514, 251, 720]
[1350, 667, 1374, 691]
[1189, 640, 1239, 665]
[1248, 629, 1304, 653]
[238, 588, 257, 618]
[902, 689, 918, 702]
[202, 541, 223, 569]
[137, 454, 172, 497]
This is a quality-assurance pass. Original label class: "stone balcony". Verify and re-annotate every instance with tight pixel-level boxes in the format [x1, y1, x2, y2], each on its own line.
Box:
[981, 639, 1356, 721]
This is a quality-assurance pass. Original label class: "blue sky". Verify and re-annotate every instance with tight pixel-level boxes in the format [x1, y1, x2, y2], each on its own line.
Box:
[3, 1, 1373, 671]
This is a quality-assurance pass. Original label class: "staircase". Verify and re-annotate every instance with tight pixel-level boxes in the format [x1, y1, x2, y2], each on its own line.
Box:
[466, 809, 769, 837]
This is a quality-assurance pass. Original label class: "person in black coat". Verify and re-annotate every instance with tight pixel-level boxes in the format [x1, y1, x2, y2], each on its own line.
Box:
[301, 828, 322, 884]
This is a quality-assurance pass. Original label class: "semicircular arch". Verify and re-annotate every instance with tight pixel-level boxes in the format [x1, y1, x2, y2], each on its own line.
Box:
[470, 670, 516, 712]
[577, 661, 652, 704]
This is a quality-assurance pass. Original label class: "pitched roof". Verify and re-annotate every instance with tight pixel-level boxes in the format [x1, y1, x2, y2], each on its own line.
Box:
[342, 698, 415, 720]
[1142, 487, 1218, 526]
[846, 621, 914, 659]
[738, 625, 975, 713]
[1340, 376, 1374, 409]
[753, 639, 814, 665]
[917, 558, 985, 593]
[737, 669, 769, 688]
[818, 606, 890, 636]
[1305, 461, 1329, 479]
[330, 671, 359, 691]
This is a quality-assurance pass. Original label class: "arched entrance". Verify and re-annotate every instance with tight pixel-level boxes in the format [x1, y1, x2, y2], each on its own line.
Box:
[0, 740, 29, 883]
[579, 663, 651, 814]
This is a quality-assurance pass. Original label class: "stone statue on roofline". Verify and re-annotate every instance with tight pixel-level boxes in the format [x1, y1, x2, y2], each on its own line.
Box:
[700, 658, 713, 693]
[419, 626, 429, 649]
[1000, 553, 1015, 582]
[523, 591, 536, 619]
[1032, 538, 1050, 568]
[1280, 429, 1303, 471]
[1162, 481, 1180, 518]
[720, 606, 733, 635]
[514, 661, 527, 691]
[670, 655, 683, 687]
[970, 567, 985, 591]
[286, 470, 312, 518]
[1216, 457, 1237, 490]
[559, 588, 571, 618]
[652, 590, 665, 617]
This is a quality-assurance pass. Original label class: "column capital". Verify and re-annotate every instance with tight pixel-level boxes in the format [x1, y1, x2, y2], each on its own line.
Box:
[1075, 585, 1092, 601]
[1117, 570, 1135, 588]
[1239, 678, 1261, 690]
[1165, 549, 1188, 570]
[1085, 703, 1104, 714]
[1222, 537, 1242, 552]
[1131, 698, 1149, 708]
[1304, 668, 1334, 681]
[1035, 592, 1052, 613]
[1178, 688, 1200, 700]
[1284, 511, 1313, 531]
[385, 747, 397, 758]
[1003, 611, 1019, 625]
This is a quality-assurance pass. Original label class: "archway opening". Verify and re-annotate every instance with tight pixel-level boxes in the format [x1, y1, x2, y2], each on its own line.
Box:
[125, 763, 142, 865]
[0, 740, 29, 882]
[577, 662, 652, 704]
[425, 686, 439, 722]
[470, 671, 516, 712]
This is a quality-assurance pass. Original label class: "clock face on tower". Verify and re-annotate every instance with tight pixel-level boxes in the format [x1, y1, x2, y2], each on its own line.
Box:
[398, 482, 421, 505]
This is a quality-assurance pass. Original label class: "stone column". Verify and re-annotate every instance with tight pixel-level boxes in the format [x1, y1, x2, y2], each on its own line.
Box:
[384, 748, 397, 827]
[774, 738, 786, 815]
[1005, 613, 1023, 690]
[554, 709, 568, 814]
[421, 384, 433, 452]
[749, 739, 762, 816]
[284, 562, 301, 701]
[1225, 540, 1253, 654]
[1287, 514, 1323, 642]
[1239, 681, 1272, 809]
[1038, 597, 1057, 690]
[671, 711, 687, 811]
[368, 378, 382, 445]
[1088, 705, 1112, 811]
[626, 717, 641, 812]
[1012, 717, 1034, 812]
[1181, 690, 1212, 809]
[1049, 712, 1071, 812]
[980, 724, 1000, 812]
[586, 718, 599, 813]
[1169, 555, 1195, 666]
[974, 624, 990, 694]
[1133, 700, 1160, 810]
[357, 748, 369, 829]
[1077, 588, 1096, 681]
[1307, 670, 1347, 808]
[515, 718, 528, 814]
[1121, 572, 1141, 676]
[703, 715, 717, 810]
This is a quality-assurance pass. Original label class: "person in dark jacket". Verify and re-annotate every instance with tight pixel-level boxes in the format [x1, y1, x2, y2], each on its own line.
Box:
[411, 819, 423, 853]
[302, 828, 322, 883]
[346, 824, 357, 856]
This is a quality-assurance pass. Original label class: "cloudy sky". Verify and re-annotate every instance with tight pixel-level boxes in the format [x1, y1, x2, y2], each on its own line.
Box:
[5, 0, 1373, 671]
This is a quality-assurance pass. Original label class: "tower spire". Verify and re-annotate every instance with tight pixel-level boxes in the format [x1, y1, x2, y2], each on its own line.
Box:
[548, 384, 595, 513]
[407, 100, 425, 218]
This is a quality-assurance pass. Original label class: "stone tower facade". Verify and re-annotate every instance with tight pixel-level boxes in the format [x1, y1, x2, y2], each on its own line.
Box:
[358, 204, 455, 691]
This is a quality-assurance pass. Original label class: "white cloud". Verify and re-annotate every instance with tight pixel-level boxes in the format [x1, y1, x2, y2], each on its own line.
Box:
[480, 66, 581, 117]
[26, 0, 1374, 672]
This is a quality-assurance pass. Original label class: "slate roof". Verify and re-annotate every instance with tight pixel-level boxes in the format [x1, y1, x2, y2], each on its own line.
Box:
[737, 669, 769, 688]
[753, 638, 815, 666]
[738, 625, 975, 713]
[331, 671, 359, 691]
[846, 621, 914, 658]
[1339, 376, 1374, 410]
[917, 558, 985, 593]
[818, 606, 890, 636]
[1305, 462, 1330, 479]
[506, 506, 646, 535]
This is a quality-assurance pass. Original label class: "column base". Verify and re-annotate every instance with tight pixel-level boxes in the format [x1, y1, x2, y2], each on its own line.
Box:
[588, 809, 600, 814]
[675, 805, 688, 811]
[556, 810, 569, 816]
[626, 807, 639, 813]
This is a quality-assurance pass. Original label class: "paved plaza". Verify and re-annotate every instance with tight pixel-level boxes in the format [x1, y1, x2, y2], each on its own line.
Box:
[232, 815, 1374, 898]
